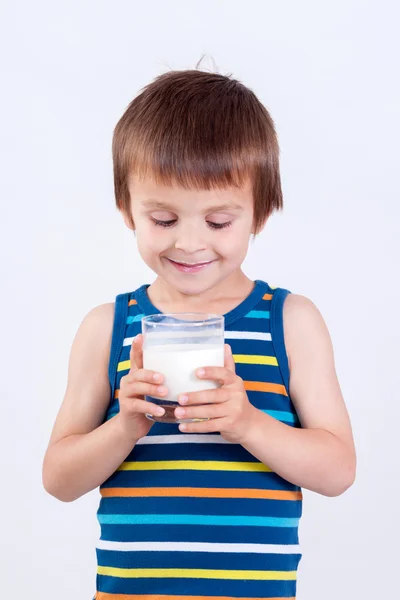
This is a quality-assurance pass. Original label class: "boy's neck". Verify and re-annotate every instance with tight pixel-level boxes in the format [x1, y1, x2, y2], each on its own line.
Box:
[146, 270, 255, 315]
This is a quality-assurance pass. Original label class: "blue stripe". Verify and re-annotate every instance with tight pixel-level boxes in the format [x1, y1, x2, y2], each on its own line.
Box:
[119, 442, 267, 463]
[262, 410, 298, 424]
[109, 407, 298, 426]
[125, 323, 142, 336]
[102, 469, 300, 491]
[98, 497, 302, 518]
[247, 395, 297, 419]
[126, 313, 145, 324]
[245, 310, 270, 319]
[226, 319, 273, 333]
[225, 338, 274, 354]
[97, 574, 297, 596]
[238, 363, 281, 380]
[96, 549, 301, 571]
[99, 523, 300, 545]
[145, 423, 198, 435]
[241, 366, 284, 385]
[98, 514, 299, 527]
[125, 441, 293, 463]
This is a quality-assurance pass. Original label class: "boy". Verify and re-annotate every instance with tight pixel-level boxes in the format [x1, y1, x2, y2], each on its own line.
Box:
[43, 68, 356, 599]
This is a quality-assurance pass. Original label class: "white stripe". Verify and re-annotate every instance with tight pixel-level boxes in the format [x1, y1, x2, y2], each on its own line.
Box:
[224, 331, 272, 342]
[124, 330, 221, 344]
[123, 330, 271, 346]
[136, 434, 232, 445]
[96, 540, 301, 554]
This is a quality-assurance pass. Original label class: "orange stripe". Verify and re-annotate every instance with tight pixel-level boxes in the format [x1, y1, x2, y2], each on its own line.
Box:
[262, 293, 273, 300]
[96, 594, 295, 600]
[115, 381, 287, 400]
[128, 299, 137, 306]
[100, 487, 302, 501]
[244, 381, 288, 396]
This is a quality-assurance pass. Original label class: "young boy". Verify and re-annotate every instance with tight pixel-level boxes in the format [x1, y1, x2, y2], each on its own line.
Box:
[43, 68, 356, 599]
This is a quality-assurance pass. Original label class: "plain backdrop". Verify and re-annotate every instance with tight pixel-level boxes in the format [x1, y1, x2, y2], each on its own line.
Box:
[1, 1, 399, 598]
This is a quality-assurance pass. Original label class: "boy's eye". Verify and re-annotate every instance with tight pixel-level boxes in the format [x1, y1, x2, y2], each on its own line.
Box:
[208, 221, 232, 229]
[152, 218, 232, 230]
[152, 219, 176, 227]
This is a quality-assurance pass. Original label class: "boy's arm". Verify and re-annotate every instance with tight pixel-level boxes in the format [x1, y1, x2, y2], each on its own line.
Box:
[42, 303, 139, 502]
[241, 294, 356, 497]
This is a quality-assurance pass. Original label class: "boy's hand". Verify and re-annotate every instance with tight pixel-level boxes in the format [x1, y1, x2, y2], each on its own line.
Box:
[175, 344, 258, 444]
[118, 334, 167, 442]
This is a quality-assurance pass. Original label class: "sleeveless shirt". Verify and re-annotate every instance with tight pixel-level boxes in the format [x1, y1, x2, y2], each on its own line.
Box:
[94, 279, 303, 599]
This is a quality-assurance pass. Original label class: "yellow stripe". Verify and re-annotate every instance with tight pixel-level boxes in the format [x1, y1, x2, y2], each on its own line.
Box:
[118, 360, 131, 372]
[118, 354, 278, 372]
[97, 567, 296, 580]
[233, 354, 278, 366]
[118, 460, 271, 473]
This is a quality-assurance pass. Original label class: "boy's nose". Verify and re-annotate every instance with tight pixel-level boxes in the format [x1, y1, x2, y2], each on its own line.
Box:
[174, 232, 207, 253]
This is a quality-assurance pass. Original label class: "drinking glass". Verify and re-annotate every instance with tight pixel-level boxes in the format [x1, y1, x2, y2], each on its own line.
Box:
[142, 313, 225, 423]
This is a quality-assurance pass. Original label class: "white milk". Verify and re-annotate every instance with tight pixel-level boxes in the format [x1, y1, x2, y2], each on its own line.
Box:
[143, 342, 225, 402]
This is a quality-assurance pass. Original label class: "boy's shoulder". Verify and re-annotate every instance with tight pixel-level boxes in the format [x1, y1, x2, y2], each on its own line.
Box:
[282, 293, 332, 368]
[283, 293, 326, 334]
[79, 303, 115, 345]
[85, 302, 115, 324]
[283, 293, 319, 317]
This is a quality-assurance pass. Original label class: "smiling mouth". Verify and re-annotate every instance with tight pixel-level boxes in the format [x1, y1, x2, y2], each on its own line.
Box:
[167, 258, 214, 266]
[165, 257, 215, 273]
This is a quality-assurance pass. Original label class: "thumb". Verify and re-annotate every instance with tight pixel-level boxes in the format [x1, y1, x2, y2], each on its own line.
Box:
[224, 343, 236, 374]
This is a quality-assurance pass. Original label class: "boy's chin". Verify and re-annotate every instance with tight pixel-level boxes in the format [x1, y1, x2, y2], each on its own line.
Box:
[157, 269, 223, 296]
[167, 277, 216, 295]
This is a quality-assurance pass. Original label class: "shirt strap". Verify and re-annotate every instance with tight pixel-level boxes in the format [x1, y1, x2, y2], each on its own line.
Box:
[108, 292, 130, 401]
[270, 287, 291, 395]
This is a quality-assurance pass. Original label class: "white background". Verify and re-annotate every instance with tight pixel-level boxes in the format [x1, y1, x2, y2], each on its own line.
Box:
[1, 1, 399, 598]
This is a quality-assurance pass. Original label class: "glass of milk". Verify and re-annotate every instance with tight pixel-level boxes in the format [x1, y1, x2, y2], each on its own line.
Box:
[142, 313, 225, 423]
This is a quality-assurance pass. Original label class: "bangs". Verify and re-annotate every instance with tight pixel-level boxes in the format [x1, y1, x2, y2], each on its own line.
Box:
[126, 137, 256, 192]
[124, 107, 266, 192]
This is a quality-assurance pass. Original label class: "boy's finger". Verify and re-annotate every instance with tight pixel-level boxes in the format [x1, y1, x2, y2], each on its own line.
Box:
[224, 343, 236, 374]
[131, 399, 165, 417]
[123, 381, 168, 399]
[129, 334, 143, 373]
[195, 365, 236, 385]
[178, 418, 222, 434]
[131, 369, 164, 384]
[177, 387, 229, 405]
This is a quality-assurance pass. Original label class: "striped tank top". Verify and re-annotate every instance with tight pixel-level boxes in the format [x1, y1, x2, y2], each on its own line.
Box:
[95, 279, 302, 599]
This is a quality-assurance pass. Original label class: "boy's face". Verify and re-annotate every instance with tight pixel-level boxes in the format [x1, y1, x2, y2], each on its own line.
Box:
[124, 175, 260, 296]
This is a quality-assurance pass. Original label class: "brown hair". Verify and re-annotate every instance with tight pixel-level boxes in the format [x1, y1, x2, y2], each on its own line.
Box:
[112, 67, 283, 234]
